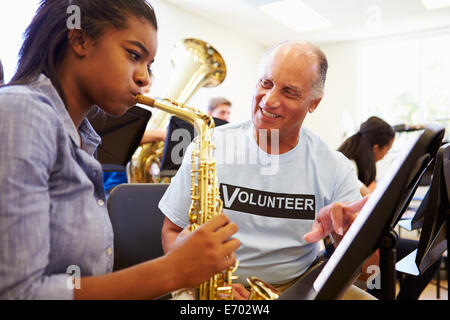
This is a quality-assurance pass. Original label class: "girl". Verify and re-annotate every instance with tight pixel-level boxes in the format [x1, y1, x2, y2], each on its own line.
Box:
[0, 0, 239, 300]
[338, 116, 441, 300]
[338, 116, 395, 194]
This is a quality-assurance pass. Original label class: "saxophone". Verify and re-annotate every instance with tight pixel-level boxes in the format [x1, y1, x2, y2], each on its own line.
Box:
[136, 95, 280, 300]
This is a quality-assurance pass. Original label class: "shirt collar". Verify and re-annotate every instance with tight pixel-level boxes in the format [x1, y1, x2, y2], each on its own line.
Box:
[33, 74, 101, 156]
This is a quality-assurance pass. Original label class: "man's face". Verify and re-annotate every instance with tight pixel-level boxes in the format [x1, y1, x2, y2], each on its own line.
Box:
[251, 44, 321, 147]
[211, 103, 231, 121]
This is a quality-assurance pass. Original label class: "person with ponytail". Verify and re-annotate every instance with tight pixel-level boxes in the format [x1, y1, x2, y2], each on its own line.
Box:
[338, 116, 441, 300]
[338, 116, 395, 195]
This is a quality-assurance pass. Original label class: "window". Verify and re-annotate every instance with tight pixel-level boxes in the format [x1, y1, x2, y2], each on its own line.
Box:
[422, 34, 450, 133]
[0, 1, 40, 83]
[358, 31, 450, 144]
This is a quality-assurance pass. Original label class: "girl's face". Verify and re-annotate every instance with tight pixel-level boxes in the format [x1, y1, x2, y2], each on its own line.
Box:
[80, 16, 157, 116]
[373, 138, 394, 162]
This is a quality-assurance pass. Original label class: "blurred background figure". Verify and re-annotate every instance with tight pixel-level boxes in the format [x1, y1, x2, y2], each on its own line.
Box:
[338, 116, 395, 195]
[207, 96, 232, 122]
[337, 116, 442, 300]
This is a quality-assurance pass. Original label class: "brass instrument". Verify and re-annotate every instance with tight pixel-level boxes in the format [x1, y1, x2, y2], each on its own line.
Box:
[135, 94, 236, 299]
[128, 38, 226, 183]
[135, 95, 280, 300]
[247, 277, 280, 300]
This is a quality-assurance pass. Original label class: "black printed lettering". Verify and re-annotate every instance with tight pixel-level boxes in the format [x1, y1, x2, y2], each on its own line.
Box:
[220, 183, 315, 220]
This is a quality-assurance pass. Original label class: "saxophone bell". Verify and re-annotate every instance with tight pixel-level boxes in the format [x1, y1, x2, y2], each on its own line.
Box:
[247, 277, 281, 300]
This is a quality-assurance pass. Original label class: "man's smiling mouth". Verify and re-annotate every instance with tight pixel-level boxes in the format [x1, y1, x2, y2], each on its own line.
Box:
[260, 107, 281, 118]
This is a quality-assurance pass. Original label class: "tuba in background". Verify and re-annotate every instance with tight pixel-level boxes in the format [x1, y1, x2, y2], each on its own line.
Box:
[127, 38, 226, 183]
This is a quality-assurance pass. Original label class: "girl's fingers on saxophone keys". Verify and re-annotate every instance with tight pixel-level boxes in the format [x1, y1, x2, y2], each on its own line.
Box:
[222, 252, 237, 269]
[220, 239, 240, 269]
[203, 214, 230, 232]
[223, 238, 241, 253]
[216, 222, 238, 241]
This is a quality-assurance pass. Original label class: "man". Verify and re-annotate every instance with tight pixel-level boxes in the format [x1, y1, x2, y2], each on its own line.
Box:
[207, 96, 231, 122]
[159, 41, 372, 299]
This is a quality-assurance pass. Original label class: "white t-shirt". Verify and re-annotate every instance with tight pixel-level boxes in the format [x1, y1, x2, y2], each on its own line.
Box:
[159, 120, 361, 285]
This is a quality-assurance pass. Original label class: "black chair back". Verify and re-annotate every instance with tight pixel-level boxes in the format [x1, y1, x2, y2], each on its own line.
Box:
[107, 183, 169, 271]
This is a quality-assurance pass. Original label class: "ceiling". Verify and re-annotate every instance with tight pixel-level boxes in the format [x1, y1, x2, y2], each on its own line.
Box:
[161, 0, 450, 47]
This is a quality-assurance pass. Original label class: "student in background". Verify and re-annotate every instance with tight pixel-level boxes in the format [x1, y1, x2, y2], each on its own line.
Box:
[207, 96, 232, 122]
[338, 116, 441, 300]
[338, 116, 395, 195]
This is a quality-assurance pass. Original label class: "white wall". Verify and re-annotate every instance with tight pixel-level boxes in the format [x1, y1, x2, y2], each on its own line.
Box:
[0, 0, 360, 148]
[0, 1, 40, 82]
[152, 0, 362, 148]
[150, 0, 265, 122]
[303, 41, 360, 149]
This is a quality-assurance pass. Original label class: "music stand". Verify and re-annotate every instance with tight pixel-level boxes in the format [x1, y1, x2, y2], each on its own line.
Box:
[159, 115, 228, 177]
[89, 106, 151, 171]
[280, 123, 445, 300]
[397, 160, 437, 232]
[395, 143, 449, 298]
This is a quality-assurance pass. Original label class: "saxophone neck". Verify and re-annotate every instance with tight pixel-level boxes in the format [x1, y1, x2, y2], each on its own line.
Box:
[136, 94, 214, 137]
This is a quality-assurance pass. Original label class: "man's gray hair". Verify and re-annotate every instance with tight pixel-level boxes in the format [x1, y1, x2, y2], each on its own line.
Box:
[258, 41, 328, 100]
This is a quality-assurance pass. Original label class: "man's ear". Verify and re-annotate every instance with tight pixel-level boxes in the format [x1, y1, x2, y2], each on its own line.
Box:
[308, 98, 322, 113]
[67, 29, 90, 57]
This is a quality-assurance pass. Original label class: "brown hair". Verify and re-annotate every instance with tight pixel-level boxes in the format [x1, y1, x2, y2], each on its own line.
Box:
[338, 116, 395, 185]
[207, 97, 231, 113]
[10, 0, 157, 90]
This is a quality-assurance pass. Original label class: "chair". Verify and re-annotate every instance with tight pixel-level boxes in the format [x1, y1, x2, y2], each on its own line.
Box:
[107, 183, 169, 271]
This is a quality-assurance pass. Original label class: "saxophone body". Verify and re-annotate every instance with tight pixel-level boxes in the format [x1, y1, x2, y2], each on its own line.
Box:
[136, 96, 280, 300]
[135, 95, 236, 299]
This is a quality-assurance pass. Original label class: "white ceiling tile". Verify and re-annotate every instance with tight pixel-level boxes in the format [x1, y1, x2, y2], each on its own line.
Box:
[161, 0, 450, 46]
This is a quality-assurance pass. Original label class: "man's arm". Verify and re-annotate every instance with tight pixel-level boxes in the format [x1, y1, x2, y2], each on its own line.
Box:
[162, 217, 185, 253]
[140, 129, 167, 144]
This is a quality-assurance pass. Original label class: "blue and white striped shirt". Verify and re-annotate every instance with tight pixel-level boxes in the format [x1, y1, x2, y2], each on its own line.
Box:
[0, 75, 114, 299]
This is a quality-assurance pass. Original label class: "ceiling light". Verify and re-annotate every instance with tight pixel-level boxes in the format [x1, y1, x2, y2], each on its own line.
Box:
[259, 0, 332, 32]
[420, 0, 450, 10]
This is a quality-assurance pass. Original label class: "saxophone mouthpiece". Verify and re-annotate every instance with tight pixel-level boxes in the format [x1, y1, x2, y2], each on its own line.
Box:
[136, 94, 156, 107]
